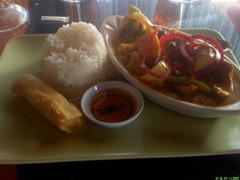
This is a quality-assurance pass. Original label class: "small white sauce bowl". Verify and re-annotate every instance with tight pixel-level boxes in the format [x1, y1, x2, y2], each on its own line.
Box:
[81, 81, 144, 128]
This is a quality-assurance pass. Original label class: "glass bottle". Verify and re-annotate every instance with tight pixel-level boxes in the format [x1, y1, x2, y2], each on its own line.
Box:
[0, 0, 28, 54]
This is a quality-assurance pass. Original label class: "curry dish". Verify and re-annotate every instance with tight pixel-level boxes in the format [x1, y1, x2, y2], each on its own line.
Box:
[113, 6, 240, 106]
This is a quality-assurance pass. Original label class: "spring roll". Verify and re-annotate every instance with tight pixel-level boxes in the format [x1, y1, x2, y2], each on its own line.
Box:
[11, 73, 85, 133]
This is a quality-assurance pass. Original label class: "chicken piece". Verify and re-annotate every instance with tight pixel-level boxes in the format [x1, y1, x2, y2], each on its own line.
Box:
[211, 60, 234, 98]
[119, 43, 137, 65]
[126, 51, 146, 75]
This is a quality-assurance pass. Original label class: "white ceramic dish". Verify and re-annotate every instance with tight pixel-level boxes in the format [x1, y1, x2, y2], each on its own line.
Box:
[81, 81, 144, 128]
[101, 15, 240, 118]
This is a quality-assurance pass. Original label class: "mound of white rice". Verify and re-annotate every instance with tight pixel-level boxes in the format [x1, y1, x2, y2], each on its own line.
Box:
[41, 22, 116, 98]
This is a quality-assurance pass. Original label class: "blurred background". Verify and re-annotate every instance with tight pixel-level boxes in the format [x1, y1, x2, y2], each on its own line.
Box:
[23, 0, 240, 62]
[1, 0, 240, 61]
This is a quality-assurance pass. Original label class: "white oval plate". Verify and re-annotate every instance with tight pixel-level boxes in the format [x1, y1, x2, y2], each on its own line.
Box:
[101, 15, 240, 118]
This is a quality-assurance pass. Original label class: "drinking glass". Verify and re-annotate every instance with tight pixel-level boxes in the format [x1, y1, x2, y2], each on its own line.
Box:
[60, 0, 100, 29]
[0, 0, 28, 54]
[153, 0, 204, 28]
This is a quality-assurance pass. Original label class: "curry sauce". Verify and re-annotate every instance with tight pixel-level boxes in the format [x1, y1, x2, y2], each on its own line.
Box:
[91, 88, 137, 122]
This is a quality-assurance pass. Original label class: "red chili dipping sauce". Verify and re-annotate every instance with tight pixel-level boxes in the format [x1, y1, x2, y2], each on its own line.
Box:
[91, 88, 137, 123]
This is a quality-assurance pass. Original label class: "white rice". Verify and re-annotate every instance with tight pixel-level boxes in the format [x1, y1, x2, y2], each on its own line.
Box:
[41, 22, 116, 98]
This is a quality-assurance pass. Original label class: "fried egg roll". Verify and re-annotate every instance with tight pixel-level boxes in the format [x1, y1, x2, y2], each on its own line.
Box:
[11, 73, 85, 133]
